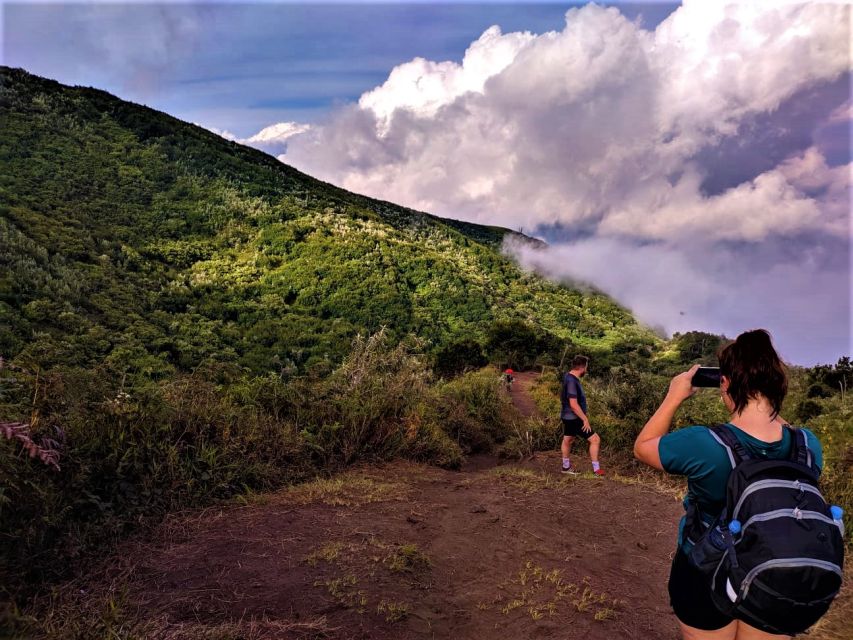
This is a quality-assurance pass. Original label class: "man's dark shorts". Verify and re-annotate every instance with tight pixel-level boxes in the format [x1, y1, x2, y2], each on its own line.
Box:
[561, 418, 594, 440]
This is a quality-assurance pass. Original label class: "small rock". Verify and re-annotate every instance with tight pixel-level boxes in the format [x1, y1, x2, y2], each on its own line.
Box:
[470, 505, 487, 513]
[407, 515, 420, 524]
[637, 541, 649, 550]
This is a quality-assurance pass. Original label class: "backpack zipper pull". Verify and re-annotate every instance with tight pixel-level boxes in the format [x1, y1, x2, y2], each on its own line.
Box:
[793, 479, 805, 500]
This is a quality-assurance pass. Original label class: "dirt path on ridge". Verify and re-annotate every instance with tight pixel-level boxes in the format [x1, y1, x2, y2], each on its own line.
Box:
[508, 371, 543, 418]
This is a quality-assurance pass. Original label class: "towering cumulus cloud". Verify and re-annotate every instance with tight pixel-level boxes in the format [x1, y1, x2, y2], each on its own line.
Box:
[280, 0, 852, 364]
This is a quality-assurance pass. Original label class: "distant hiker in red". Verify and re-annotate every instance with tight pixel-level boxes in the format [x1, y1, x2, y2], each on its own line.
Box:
[502, 368, 514, 389]
[560, 355, 603, 475]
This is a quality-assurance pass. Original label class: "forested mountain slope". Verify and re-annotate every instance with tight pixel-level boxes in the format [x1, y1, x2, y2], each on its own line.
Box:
[0, 66, 656, 378]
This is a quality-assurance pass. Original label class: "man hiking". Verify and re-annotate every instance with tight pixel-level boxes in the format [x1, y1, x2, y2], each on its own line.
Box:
[560, 355, 604, 475]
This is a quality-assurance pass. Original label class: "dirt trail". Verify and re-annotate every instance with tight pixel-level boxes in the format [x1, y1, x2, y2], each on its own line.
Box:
[81, 456, 684, 640]
[508, 371, 543, 418]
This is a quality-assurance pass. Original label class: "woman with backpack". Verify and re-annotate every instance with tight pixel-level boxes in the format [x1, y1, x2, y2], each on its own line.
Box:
[634, 329, 843, 639]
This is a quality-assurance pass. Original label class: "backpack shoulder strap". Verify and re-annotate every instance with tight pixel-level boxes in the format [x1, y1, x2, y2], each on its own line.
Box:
[784, 425, 817, 472]
[707, 423, 750, 469]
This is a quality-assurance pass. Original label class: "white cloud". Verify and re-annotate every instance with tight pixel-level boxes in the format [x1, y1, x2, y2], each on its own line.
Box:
[652, 1, 851, 143]
[358, 25, 536, 133]
[827, 99, 853, 125]
[285, 1, 850, 240]
[599, 148, 850, 242]
[198, 121, 311, 156]
[198, 124, 239, 141]
[246, 121, 311, 145]
[505, 233, 851, 366]
[504, 235, 724, 334]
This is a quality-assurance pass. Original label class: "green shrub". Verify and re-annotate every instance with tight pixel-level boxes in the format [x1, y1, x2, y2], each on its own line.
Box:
[796, 399, 823, 422]
[402, 414, 464, 469]
[807, 395, 853, 546]
[498, 415, 560, 459]
[433, 339, 487, 378]
[297, 331, 422, 466]
[806, 383, 833, 399]
[434, 369, 517, 454]
[592, 367, 668, 426]
[484, 320, 562, 370]
[529, 372, 561, 417]
[808, 357, 853, 394]
[1, 331, 530, 608]
[0, 365, 311, 598]
[671, 331, 728, 365]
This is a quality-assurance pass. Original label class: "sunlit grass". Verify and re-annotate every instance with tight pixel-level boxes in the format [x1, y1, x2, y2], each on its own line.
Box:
[493, 560, 622, 623]
[284, 474, 406, 507]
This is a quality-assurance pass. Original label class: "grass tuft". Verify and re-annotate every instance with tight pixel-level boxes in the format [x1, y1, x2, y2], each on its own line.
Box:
[376, 599, 410, 622]
[285, 474, 406, 507]
[305, 541, 346, 567]
[493, 561, 620, 623]
[489, 467, 553, 492]
[385, 544, 431, 574]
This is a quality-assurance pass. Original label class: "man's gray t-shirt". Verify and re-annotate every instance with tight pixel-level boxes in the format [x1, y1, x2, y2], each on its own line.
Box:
[560, 372, 587, 420]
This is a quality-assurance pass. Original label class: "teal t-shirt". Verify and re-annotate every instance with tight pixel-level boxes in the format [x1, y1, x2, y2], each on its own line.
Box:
[658, 423, 824, 553]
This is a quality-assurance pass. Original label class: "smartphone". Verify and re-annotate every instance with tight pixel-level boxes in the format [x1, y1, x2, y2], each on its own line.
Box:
[692, 367, 721, 388]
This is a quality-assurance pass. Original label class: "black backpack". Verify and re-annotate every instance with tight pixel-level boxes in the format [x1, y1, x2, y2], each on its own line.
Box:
[687, 424, 845, 635]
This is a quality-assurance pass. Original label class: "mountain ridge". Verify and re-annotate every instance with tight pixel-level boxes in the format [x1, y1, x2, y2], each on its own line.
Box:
[1, 65, 542, 249]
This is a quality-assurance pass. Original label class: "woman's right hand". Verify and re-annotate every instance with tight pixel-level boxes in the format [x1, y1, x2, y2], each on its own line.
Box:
[666, 364, 700, 404]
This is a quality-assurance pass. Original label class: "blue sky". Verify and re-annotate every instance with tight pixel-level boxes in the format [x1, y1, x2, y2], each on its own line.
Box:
[3, 2, 678, 136]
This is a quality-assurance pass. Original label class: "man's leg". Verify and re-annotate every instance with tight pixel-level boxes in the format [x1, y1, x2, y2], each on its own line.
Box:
[588, 433, 604, 474]
[561, 435, 574, 459]
[561, 435, 576, 473]
[587, 433, 599, 462]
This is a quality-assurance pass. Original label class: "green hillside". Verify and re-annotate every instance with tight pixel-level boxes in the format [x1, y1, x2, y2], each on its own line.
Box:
[0, 66, 656, 379]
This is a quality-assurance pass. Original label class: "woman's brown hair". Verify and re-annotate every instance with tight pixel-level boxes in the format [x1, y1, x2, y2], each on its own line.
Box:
[718, 329, 787, 418]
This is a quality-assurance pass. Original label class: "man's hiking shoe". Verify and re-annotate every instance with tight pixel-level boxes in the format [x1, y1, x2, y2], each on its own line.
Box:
[593, 468, 606, 476]
[561, 465, 578, 475]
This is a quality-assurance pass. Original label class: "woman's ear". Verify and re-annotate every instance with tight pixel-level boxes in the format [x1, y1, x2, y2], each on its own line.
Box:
[719, 375, 735, 412]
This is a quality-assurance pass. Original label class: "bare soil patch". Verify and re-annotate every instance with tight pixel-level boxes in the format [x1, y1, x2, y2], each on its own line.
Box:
[65, 457, 684, 639]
